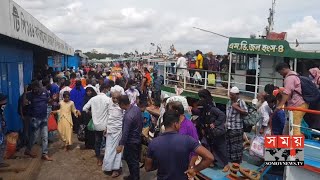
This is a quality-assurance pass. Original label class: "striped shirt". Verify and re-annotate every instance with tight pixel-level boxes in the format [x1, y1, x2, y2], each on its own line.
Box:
[226, 99, 248, 130]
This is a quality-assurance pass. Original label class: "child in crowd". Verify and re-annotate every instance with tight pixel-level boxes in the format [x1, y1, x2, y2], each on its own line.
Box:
[138, 102, 151, 138]
[268, 90, 286, 135]
[125, 80, 140, 105]
[52, 91, 81, 151]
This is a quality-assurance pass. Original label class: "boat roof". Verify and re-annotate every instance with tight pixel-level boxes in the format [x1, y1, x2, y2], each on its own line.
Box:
[228, 37, 320, 59]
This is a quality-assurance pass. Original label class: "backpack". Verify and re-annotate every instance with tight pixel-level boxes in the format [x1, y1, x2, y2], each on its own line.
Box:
[288, 74, 320, 103]
[242, 106, 259, 133]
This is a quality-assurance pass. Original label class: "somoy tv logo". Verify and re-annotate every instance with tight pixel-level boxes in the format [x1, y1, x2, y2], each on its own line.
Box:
[264, 135, 304, 166]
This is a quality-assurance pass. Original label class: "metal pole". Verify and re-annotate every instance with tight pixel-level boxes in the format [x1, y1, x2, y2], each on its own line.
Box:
[67, 56, 69, 69]
[288, 110, 294, 161]
[64, 55, 66, 70]
[204, 71, 207, 89]
[227, 52, 232, 96]
[289, 110, 293, 136]
[273, 57, 277, 86]
[294, 58, 297, 72]
[164, 61, 167, 85]
[254, 54, 260, 99]
[183, 69, 187, 89]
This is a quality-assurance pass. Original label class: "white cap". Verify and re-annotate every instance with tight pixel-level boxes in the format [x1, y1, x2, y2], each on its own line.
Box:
[230, 87, 240, 94]
[252, 99, 258, 105]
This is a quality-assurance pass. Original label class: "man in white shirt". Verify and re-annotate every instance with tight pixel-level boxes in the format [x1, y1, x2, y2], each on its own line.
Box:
[102, 91, 124, 177]
[125, 80, 140, 105]
[256, 92, 272, 135]
[176, 53, 188, 81]
[83, 84, 111, 166]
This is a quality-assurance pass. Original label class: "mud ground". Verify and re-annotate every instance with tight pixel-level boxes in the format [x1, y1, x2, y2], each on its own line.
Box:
[1, 133, 157, 180]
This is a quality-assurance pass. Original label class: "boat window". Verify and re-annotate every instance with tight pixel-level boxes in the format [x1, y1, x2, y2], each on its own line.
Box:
[248, 57, 257, 70]
[236, 54, 247, 70]
[297, 59, 320, 76]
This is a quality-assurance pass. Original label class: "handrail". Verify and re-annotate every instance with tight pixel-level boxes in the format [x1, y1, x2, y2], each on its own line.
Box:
[283, 107, 320, 115]
[292, 125, 320, 134]
[283, 106, 320, 140]
[166, 71, 267, 90]
[163, 65, 283, 99]
[166, 67, 284, 80]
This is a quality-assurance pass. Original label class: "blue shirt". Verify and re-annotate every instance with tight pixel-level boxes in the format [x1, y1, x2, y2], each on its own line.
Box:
[147, 131, 200, 180]
[153, 76, 164, 92]
[272, 110, 286, 135]
[70, 87, 85, 111]
[119, 105, 143, 145]
[104, 78, 110, 85]
[26, 89, 49, 119]
[50, 83, 60, 97]
[143, 111, 151, 128]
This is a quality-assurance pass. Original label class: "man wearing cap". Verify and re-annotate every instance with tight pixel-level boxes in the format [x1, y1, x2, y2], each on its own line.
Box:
[0, 93, 9, 168]
[224, 87, 248, 171]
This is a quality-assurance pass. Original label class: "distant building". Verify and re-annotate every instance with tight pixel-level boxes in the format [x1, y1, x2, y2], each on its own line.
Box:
[48, 50, 89, 71]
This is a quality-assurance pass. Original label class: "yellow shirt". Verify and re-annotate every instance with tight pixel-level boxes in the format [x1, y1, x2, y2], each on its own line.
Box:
[196, 54, 203, 69]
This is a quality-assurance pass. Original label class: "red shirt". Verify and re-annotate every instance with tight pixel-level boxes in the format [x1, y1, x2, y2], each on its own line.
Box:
[70, 78, 76, 89]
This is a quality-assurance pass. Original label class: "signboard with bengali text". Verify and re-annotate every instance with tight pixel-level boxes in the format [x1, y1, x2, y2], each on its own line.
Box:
[0, 0, 73, 55]
[228, 37, 287, 56]
[227, 37, 320, 59]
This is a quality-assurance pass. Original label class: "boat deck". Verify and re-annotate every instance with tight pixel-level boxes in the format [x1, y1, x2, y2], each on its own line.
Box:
[304, 139, 320, 173]
[200, 161, 260, 180]
[162, 84, 254, 104]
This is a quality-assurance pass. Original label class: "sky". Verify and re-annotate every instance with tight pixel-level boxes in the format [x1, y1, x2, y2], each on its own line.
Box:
[14, 0, 320, 54]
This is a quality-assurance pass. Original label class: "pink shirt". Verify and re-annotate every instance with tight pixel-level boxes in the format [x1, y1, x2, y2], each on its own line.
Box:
[283, 71, 305, 107]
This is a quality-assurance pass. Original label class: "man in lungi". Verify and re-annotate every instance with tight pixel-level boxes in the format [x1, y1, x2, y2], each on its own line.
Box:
[102, 91, 124, 178]
[224, 87, 248, 172]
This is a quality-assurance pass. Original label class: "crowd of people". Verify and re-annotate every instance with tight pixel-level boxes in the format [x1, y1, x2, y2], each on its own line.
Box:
[0, 55, 320, 179]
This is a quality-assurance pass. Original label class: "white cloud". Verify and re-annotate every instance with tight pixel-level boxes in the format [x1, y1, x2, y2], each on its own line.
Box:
[287, 16, 320, 41]
[13, 0, 320, 54]
[286, 16, 320, 51]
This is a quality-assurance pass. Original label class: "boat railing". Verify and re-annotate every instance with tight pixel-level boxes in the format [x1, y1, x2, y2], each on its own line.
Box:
[162, 65, 283, 99]
[285, 106, 320, 138]
[283, 107, 320, 176]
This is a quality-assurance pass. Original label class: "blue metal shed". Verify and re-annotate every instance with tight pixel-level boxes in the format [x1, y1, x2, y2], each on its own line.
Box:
[48, 54, 81, 71]
[0, 38, 34, 132]
[0, 0, 74, 133]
